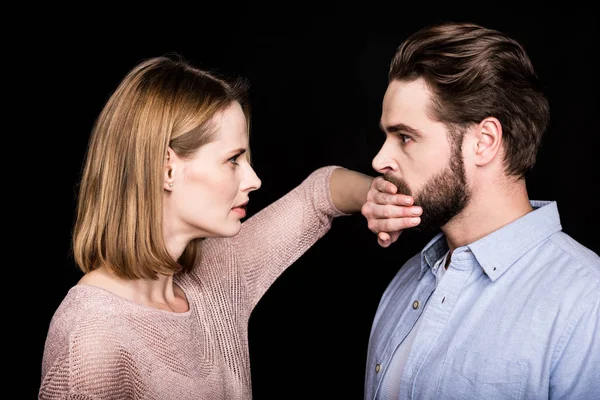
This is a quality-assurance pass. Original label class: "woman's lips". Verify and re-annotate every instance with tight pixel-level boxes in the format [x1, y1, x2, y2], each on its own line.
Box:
[232, 201, 248, 217]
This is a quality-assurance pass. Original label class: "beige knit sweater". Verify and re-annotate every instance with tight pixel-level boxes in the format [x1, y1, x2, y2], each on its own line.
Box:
[40, 166, 346, 400]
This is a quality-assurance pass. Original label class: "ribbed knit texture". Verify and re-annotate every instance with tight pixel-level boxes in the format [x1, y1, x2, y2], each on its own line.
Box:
[40, 166, 346, 400]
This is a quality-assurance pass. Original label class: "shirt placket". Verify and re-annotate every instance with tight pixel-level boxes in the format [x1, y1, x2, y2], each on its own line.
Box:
[402, 255, 474, 399]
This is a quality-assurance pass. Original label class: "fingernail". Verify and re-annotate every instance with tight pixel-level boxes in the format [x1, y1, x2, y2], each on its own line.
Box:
[411, 207, 422, 215]
[403, 197, 412, 205]
[410, 217, 421, 224]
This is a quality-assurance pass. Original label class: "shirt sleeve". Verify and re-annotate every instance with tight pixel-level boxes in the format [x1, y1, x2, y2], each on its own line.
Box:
[232, 165, 348, 309]
[550, 289, 600, 399]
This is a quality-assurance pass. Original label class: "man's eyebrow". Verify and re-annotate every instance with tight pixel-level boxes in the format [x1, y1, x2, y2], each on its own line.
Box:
[379, 122, 423, 138]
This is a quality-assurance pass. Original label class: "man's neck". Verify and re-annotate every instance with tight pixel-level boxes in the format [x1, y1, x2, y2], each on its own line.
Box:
[442, 179, 533, 253]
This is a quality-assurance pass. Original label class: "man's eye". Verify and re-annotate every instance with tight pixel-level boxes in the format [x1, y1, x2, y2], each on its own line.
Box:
[400, 134, 412, 144]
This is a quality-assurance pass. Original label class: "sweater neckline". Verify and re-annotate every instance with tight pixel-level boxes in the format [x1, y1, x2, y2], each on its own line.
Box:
[73, 283, 193, 317]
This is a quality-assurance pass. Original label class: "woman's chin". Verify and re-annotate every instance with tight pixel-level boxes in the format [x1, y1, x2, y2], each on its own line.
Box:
[221, 222, 243, 238]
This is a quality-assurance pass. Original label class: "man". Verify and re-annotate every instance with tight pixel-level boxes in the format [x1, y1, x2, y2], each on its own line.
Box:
[361, 22, 600, 399]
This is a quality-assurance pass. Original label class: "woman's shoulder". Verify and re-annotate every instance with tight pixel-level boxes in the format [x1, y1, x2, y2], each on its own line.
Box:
[41, 285, 158, 394]
[47, 285, 136, 336]
[42, 285, 137, 372]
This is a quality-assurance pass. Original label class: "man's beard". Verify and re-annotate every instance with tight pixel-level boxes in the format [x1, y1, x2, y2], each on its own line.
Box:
[383, 143, 470, 233]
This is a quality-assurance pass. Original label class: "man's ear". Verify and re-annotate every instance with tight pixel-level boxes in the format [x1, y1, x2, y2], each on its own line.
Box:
[473, 117, 503, 167]
[164, 147, 176, 191]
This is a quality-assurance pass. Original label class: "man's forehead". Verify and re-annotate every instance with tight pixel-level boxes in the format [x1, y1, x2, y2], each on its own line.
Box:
[383, 78, 432, 106]
[382, 81, 432, 126]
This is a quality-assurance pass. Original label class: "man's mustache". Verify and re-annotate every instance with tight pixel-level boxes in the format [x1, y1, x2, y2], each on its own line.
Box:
[382, 173, 412, 196]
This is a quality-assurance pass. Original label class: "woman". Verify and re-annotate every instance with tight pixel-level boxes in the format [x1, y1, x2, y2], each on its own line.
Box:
[39, 54, 420, 399]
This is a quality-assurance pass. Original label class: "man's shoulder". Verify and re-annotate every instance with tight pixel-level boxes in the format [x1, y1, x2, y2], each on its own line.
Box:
[405, 252, 423, 266]
[396, 252, 424, 276]
[549, 231, 600, 271]
[533, 231, 600, 297]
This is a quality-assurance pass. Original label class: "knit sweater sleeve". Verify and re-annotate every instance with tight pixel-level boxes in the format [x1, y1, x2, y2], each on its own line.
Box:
[39, 298, 146, 400]
[232, 165, 347, 309]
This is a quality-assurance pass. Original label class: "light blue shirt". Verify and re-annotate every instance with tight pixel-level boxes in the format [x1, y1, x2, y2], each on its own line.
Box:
[377, 251, 449, 400]
[365, 201, 600, 399]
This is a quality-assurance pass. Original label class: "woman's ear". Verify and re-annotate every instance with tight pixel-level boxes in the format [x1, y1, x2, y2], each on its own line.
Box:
[473, 117, 502, 167]
[164, 147, 176, 191]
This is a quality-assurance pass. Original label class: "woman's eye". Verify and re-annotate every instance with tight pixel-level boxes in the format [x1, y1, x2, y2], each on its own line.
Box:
[228, 154, 240, 165]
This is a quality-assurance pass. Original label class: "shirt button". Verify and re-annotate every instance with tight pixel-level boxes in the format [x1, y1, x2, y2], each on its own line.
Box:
[375, 364, 381, 373]
[412, 300, 419, 309]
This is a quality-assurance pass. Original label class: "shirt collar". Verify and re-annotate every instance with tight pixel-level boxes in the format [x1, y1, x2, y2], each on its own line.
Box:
[419, 232, 449, 279]
[419, 201, 562, 281]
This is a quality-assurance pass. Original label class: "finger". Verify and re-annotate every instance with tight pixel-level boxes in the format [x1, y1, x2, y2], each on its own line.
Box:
[388, 231, 401, 244]
[368, 203, 422, 219]
[378, 231, 391, 242]
[370, 216, 421, 233]
[368, 181, 414, 205]
[366, 189, 393, 204]
[368, 190, 414, 206]
[377, 232, 392, 248]
[396, 194, 414, 206]
[378, 231, 402, 247]
[375, 177, 397, 194]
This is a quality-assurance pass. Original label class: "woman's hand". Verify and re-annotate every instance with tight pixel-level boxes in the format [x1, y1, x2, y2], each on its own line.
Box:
[361, 176, 422, 247]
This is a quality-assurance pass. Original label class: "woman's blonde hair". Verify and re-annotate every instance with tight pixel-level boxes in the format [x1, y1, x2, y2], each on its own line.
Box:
[72, 54, 250, 279]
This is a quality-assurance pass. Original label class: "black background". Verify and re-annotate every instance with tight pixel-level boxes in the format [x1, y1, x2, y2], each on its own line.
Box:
[28, 4, 598, 399]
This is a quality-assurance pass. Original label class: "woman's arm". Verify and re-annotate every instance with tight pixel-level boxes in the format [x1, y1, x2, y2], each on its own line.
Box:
[198, 166, 420, 310]
[227, 166, 348, 309]
[328, 167, 374, 214]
